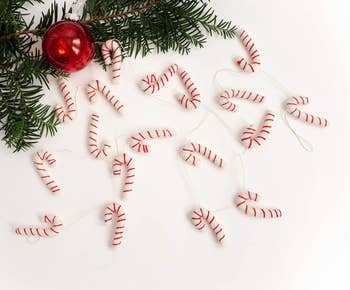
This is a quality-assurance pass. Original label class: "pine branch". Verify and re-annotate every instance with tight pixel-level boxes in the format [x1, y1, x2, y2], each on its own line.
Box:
[0, 0, 236, 152]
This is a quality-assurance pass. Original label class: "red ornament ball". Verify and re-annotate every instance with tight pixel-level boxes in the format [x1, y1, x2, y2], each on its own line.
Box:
[42, 20, 95, 73]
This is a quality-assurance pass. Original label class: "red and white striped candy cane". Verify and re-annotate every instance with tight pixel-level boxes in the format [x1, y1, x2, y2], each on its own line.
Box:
[101, 40, 122, 83]
[129, 129, 174, 153]
[33, 150, 61, 193]
[140, 64, 179, 94]
[87, 80, 124, 113]
[15, 215, 63, 238]
[177, 68, 201, 110]
[181, 143, 224, 168]
[235, 191, 282, 218]
[241, 111, 275, 149]
[104, 202, 126, 247]
[236, 28, 261, 73]
[284, 96, 328, 127]
[218, 89, 265, 112]
[191, 208, 225, 243]
[112, 153, 135, 197]
[55, 77, 77, 123]
[88, 113, 112, 159]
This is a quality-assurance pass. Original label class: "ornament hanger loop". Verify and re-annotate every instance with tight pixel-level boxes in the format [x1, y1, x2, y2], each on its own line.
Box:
[65, 0, 86, 21]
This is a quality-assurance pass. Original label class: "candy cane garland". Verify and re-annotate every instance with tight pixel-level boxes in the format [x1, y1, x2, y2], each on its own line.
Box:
[218, 89, 265, 112]
[15, 215, 63, 238]
[241, 111, 275, 149]
[33, 151, 61, 193]
[284, 96, 328, 127]
[88, 113, 112, 159]
[129, 129, 174, 153]
[181, 143, 224, 168]
[191, 208, 226, 243]
[236, 29, 261, 73]
[177, 68, 201, 110]
[87, 80, 124, 113]
[55, 77, 77, 123]
[235, 191, 282, 218]
[140, 64, 179, 94]
[104, 203, 126, 247]
[112, 153, 135, 196]
[101, 40, 123, 83]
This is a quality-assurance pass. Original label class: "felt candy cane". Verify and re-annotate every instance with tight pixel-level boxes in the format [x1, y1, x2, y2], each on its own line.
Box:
[236, 28, 261, 73]
[241, 111, 275, 149]
[112, 153, 135, 197]
[87, 80, 124, 113]
[177, 68, 201, 110]
[104, 202, 126, 247]
[88, 113, 112, 159]
[191, 208, 225, 243]
[284, 96, 328, 127]
[15, 215, 63, 238]
[55, 77, 77, 123]
[181, 143, 224, 168]
[140, 64, 179, 94]
[101, 40, 123, 83]
[129, 129, 174, 153]
[235, 191, 282, 218]
[218, 89, 265, 112]
[33, 151, 61, 193]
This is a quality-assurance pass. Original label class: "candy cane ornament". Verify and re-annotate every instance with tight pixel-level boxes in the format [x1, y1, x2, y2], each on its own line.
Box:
[241, 111, 275, 149]
[140, 64, 179, 94]
[284, 96, 328, 127]
[55, 77, 77, 123]
[33, 151, 61, 193]
[112, 153, 135, 197]
[88, 113, 112, 159]
[177, 68, 201, 110]
[15, 215, 63, 238]
[87, 80, 124, 113]
[104, 203, 126, 247]
[181, 143, 224, 168]
[235, 191, 282, 218]
[129, 129, 174, 153]
[236, 28, 261, 73]
[218, 89, 265, 112]
[101, 40, 123, 83]
[191, 208, 226, 243]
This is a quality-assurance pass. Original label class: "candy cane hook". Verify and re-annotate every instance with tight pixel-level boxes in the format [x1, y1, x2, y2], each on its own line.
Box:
[101, 40, 123, 83]
[284, 96, 328, 127]
[191, 208, 226, 243]
[140, 64, 179, 94]
[241, 111, 275, 149]
[236, 28, 261, 73]
[177, 68, 201, 110]
[235, 191, 282, 218]
[112, 153, 135, 197]
[88, 113, 112, 159]
[129, 129, 175, 153]
[33, 150, 61, 193]
[218, 89, 265, 112]
[87, 80, 124, 113]
[104, 203, 126, 247]
[181, 143, 224, 168]
[55, 77, 77, 123]
[15, 215, 63, 238]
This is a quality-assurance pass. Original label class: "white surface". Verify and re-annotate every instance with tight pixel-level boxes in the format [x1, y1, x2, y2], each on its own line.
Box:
[0, 1, 349, 289]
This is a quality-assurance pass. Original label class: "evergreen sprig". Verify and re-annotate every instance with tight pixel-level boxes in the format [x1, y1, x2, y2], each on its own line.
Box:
[0, 0, 236, 152]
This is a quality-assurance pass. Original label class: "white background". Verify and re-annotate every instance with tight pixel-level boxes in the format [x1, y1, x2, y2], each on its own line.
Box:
[0, 1, 349, 289]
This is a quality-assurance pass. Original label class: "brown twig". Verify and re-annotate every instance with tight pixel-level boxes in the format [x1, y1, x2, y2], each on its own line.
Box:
[0, 0, 159, 41]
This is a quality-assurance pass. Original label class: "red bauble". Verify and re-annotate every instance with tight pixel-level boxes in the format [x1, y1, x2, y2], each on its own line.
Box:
[42, 20, 95, 73]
